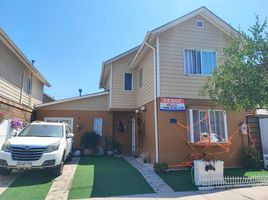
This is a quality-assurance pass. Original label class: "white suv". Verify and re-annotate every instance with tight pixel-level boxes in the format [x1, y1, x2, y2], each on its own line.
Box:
[0, 121, 74, 176]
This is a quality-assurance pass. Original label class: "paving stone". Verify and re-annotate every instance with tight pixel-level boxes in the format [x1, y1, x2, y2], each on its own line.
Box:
[123, 156, 174, 193]
[45, 157, 80, 200]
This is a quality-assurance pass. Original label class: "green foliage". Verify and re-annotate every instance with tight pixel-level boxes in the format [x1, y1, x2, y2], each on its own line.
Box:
[80, 131, 100, 151]
[201, 16, 268, 111]
[153, 162, 168, 174]
[243, 146, 262, 169]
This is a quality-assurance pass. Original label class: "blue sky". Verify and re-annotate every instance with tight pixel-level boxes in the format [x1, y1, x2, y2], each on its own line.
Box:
[1, 0, 267, 99]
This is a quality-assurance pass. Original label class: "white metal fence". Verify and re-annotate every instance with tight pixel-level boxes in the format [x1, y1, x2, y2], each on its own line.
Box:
[198, 175, 268, 190]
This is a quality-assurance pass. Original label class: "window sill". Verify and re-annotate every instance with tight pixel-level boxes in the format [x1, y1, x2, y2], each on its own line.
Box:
[189, 142, 230, 146]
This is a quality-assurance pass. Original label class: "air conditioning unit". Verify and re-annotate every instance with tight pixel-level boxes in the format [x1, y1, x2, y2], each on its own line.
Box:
[193, 160, 224, 186]
[263, 154, 268, 170]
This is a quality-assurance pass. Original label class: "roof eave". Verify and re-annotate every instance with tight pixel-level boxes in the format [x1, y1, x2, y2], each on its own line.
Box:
[0, 28, 51, 87]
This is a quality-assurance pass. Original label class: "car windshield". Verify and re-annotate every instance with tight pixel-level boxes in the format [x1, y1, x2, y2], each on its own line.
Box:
[17, 124, 63, 137]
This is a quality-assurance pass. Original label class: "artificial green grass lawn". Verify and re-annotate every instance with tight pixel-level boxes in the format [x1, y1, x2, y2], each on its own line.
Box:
[0, 170, 55, 200]
[158, 168, 268, 192]
[68, 156, 154, 199]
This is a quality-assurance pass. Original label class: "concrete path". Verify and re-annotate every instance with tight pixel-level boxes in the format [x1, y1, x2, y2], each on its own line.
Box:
[0, 173, 17, 195]
[45, 157, 80, 200]
[87, 185, 268, 200]
[123, 156, 174, 193]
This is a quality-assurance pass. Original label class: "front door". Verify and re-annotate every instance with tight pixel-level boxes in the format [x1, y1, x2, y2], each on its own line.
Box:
[113, 112, 132, 154]
[131, 117, 136, 152]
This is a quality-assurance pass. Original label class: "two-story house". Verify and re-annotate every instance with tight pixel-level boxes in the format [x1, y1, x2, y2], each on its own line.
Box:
[36, 7, 248, 167]
[0, 27, 50, 147]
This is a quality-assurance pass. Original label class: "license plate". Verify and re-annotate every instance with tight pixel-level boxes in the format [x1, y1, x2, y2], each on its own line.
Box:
[17, 161, 32, 169]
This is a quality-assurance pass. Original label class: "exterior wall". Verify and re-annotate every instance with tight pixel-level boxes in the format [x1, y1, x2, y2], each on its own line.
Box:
[36, 109, 113, 149]
[157, 98, 247, 167]
[137, 100, 156, 163]
[0, 40, 44, 108]
[37, 94, 108, 111]
[134, 49, 154, 108]
[0, 97, 33, 122]
[159, 14, 230, 99]
[110, 51, 137, 109]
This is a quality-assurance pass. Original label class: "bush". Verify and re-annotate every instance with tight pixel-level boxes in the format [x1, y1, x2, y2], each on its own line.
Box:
[153, 162, 168, 174]
[243, 146, 261, 169]
[80, 131, 100, 152]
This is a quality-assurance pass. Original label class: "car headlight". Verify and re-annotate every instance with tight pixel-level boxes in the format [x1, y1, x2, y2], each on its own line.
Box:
[2, 142, 11, 152]
[44, 143, 60, 153]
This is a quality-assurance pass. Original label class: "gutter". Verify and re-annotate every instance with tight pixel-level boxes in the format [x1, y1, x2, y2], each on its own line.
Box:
[144, 34, 159, 163]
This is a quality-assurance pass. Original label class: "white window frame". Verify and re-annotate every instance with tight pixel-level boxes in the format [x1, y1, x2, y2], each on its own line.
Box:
[196, 20, 204, 28]
[44, 117, 74, 132]
[123, 72, 133, 91]
[139, 68, 143, 88]
[187, 109, 228, 143]
[93, 118, 103, 136]
[183, 49, 218, 76]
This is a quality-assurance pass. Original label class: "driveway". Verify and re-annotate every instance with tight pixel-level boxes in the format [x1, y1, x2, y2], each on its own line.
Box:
[88, 185, 268, 200]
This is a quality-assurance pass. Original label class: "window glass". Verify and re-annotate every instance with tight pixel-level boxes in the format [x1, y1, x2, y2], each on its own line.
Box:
[139, 68, 143, 88]
[93, 118, 103, 136]
[26, 77, 31, 95]
[189, 110, 227, 143]
[18, 124, 63, 137]
[124, 73, 132, 90]
[185, 49, 216, 75]
[202, 51, 216, 74]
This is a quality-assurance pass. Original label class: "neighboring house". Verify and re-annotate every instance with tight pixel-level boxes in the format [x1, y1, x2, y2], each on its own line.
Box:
[43, 93, 55, 103]
[36, 7, 249, 167]
[0, 27, 50, 147]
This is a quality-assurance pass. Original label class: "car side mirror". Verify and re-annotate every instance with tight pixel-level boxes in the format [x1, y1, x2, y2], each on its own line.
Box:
[67, 133, 74, 138]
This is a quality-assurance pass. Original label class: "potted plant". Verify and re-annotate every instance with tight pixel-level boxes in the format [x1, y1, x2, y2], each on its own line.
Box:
[113, 140, 121, 154]
[107, 136, 114, 156]
[80, 131, 100, 155]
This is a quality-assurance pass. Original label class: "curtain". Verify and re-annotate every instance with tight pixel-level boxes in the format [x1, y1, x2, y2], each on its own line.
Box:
[202, 51, 216, 74]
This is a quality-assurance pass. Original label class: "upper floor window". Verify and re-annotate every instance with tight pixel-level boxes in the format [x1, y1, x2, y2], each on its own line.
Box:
[26, 77, 31, 95]
[187, 109, 228, 143]
[196, 20, 204, 28]
[124, 72, 132, 91]
[184, 49, 217, 75]
[139, 68, 143, 88]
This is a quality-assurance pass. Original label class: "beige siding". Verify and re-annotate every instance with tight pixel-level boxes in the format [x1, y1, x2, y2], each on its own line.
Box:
[134, 49, 154, 107]
[111, 51, 136, 109]
[37, 94, 108, 111]
[159, 15, 230, 99]
[0, 40, 44, 107]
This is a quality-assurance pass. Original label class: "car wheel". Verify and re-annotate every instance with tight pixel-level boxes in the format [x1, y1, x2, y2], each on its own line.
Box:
[0, 167, 12, 175]
[51, 156, 64, 177]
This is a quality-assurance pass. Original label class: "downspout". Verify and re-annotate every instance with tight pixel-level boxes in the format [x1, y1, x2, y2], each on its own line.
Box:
[144, 37, 159, 163]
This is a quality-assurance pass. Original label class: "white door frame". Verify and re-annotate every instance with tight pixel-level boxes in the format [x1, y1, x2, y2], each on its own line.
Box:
[131, 117, 136, 152]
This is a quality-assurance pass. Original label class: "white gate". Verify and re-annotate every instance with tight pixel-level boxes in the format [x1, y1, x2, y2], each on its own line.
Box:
[0, 119, 11, 149]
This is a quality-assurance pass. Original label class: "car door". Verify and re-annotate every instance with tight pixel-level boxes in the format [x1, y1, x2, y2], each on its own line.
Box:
[65, 125, 73, 155]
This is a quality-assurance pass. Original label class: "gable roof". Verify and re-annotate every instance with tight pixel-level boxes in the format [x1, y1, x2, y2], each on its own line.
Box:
[129, 6, 239, 69]
[0, 28, 51, 87]
[99, 6, 239, 86]
[35, 91, 109, 107]
[99, 46, 139, 88]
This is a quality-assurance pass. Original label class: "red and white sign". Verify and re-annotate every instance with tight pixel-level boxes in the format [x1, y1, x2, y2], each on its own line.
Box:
[160, 98, 185, 111]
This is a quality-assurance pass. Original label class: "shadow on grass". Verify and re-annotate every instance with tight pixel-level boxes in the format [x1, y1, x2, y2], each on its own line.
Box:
[68, 156, 154, 199]
[0, 170, 55, 200]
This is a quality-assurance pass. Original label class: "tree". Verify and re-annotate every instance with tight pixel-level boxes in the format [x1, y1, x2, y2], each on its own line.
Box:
[201, 16, 268, 111]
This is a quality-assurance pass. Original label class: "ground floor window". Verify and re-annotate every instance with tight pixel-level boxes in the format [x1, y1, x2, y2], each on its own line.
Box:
[187, 109, 228, 143]
[93, 118, 103, 136]
[44, 117, 73, 131]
